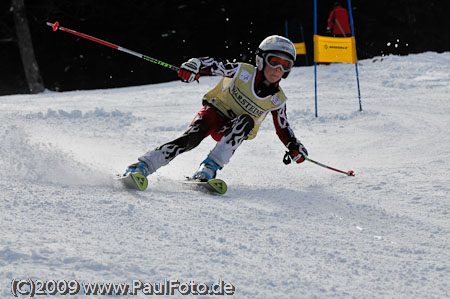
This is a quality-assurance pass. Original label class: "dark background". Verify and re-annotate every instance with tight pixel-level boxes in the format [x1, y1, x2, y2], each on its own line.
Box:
[1, 0, 449, 95]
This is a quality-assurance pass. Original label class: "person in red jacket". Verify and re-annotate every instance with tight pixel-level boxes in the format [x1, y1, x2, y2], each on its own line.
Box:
[326, 2, 352, 37]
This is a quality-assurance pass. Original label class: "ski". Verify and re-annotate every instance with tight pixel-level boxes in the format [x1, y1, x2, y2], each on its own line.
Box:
[116, 173, 226, 195]
[116, 172, 148, 191]
[184, 178, 227, 195]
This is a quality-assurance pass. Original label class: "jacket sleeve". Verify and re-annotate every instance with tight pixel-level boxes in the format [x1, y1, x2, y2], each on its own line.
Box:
[198, 57, 240, 77]
[271, 104, 297, 147]
[327, 10, 335, 29]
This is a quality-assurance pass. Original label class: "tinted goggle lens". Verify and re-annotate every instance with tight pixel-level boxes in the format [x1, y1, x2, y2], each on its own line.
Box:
[265, 54, 294, 72]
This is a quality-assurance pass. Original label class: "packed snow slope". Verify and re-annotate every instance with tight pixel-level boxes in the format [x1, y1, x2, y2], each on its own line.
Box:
[1, 52, 450, 298]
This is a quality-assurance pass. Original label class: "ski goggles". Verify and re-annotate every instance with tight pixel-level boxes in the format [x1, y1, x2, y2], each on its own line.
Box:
[265, 53, 294, 72]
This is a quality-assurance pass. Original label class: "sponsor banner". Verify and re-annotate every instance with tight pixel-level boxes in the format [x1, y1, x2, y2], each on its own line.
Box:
[314, 35, 357, 64]
[294, 42, 306, 55]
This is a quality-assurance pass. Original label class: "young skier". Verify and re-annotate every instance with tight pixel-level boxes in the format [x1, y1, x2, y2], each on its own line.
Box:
[123, 35, 308, 188]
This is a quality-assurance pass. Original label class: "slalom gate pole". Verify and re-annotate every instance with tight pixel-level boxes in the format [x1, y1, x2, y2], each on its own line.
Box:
[313, 0, 318, 117]
[347, 0, 362, 111]
[46, 21, 180, 72]
[300, 24, 309, 65]
[306, 157, 355, 176]
[285, 20, 289, 37]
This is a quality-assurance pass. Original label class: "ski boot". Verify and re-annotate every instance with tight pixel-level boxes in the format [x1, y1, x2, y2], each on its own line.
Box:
[192, 157, 221, 182]
[124, 161, 151, 177]
[120, 161, 151, 191]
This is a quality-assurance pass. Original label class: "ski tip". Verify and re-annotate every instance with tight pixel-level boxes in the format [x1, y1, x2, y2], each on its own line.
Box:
[131, 173, 148, 191]
[184, 178, 227, 195]
[207, 179, 227, 194]
[116, 172, 148, 191]
[347, 170, 355, 176]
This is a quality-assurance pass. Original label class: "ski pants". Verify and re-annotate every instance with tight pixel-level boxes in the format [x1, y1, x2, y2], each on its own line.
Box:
[139, 105, 255, 173]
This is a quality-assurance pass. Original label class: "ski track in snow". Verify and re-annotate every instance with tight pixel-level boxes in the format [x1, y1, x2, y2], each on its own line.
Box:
[1, 52, 450, 298]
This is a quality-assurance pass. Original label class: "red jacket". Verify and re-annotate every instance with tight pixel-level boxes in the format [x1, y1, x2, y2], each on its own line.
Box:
[327, 6, 351, 36]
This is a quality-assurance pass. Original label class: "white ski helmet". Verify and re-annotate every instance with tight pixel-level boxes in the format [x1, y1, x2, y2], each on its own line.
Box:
[255, 35, 296, 78]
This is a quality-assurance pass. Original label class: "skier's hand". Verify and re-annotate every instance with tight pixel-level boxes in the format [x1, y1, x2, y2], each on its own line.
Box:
[287, 140, 308, 164]
[179, 58, 201, 83]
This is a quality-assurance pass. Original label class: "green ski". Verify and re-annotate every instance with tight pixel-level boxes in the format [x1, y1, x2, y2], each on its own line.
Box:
[116, 172, 148, 191]
[184, 178, 227, 195]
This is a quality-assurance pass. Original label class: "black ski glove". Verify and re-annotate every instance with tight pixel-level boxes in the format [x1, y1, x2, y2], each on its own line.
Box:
[283, 139, 308, 165]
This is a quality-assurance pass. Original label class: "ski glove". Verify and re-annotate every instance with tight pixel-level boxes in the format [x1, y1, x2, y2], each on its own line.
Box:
[283, 139, 308, 164]
[178, 58, 201, 83]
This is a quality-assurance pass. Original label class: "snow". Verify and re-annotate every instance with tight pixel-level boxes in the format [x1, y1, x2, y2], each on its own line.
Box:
[1, 52, 450, 298]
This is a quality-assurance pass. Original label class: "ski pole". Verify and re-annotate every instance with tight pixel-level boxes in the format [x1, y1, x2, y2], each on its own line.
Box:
[283, 152, 355, 176]
[306, 157, 355, 176]
[46, 21, 180, 72]
[335, 19, 348, 37]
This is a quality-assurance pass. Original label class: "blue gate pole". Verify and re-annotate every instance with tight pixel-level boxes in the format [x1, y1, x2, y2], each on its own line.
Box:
[285, 20, 289, 38]
[300, 24, 309, 65]
[347, 0, 362, 111]
[314, 0, 318, 117]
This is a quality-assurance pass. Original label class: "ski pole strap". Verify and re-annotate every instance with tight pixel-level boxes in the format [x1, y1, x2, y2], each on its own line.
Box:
[283, 151, 292, 165]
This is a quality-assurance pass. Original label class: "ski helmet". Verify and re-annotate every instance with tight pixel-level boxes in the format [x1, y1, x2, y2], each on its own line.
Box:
[255, 35, 296, 78]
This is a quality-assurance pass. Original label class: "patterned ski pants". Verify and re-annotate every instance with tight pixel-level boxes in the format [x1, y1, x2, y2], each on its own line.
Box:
[139, 105, 255, 173]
